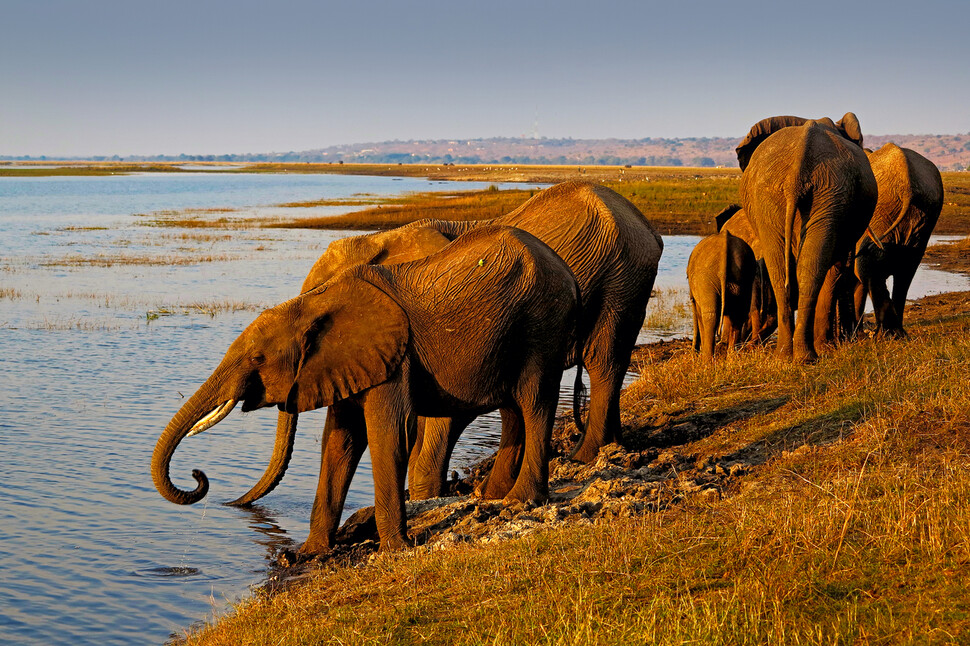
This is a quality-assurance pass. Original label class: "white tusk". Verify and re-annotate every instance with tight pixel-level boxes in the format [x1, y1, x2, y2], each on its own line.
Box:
[186, 399, 237, 437]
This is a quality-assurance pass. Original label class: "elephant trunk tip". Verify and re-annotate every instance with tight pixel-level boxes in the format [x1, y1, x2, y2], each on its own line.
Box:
[154, 466, 210, 506]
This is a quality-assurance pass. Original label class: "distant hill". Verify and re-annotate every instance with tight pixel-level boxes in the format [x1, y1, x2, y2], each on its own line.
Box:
[7, 134, 970, 170]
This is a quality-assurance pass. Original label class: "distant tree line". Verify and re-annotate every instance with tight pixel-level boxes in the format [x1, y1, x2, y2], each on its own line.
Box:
[0, 151, 715, 167]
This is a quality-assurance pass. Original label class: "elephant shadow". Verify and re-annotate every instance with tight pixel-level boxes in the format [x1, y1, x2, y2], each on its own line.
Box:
[720, 402, 871, 468]
[621, 396, 790, 451]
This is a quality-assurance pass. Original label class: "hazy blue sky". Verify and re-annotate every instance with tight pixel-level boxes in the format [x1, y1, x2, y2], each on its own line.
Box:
[2, 0, 968, 156]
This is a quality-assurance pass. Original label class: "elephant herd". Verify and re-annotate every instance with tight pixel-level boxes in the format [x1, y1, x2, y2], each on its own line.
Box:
[152, 181, 664, 554]
[688, 113, 944, 362]
[152, 113, 942, 555]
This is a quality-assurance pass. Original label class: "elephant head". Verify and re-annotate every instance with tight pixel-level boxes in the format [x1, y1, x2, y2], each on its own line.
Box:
[714, 204, 743, 233]
[151, 275, 409, 506]
[223, 225, 453, 507]
[735, 112, 864, 171]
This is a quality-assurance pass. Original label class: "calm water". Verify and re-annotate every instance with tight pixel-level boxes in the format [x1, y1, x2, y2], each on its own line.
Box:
[1, 173, 967, 645]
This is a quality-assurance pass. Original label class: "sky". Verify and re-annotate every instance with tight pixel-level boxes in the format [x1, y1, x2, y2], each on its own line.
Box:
[2, 0, 968, 157]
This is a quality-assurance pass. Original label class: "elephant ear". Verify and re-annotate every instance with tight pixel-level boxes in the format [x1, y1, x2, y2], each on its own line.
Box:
[286, 277, 409, 413]
[714, 204, 742, 232]
[736, 115, 809, 171]
[835, 112, 864, 148]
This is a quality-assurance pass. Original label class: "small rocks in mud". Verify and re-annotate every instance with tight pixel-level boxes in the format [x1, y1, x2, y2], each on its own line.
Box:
[267, 436, 759, 577]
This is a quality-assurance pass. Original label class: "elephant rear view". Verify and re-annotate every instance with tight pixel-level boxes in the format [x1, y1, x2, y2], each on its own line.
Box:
[687, 230, 760, 359]
[739, 115, 877, 361]
[151, 225, 582, 554]
[854, 144, 944, 336]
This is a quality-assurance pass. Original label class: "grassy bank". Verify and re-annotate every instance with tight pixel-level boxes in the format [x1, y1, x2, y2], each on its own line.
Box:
[268, 167, 970, 237]
[178, 291, 970, 645]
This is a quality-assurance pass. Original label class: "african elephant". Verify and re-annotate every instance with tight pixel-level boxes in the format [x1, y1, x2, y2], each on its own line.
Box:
[853, 144, 944, 336]
[737, 113, 877, 361]
[151, 225, 583, 554]
[714, 204, 776, 341]
[230, 181, 663, 510]
[687, 230, 761, 359]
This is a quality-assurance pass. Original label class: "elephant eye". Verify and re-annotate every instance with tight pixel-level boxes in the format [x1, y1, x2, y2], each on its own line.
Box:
[250, 352, 266, 366]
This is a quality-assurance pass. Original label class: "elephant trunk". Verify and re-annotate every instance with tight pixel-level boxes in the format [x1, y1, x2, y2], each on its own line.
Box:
[151, 385, 230, 505]
[225, 410, 299, 506]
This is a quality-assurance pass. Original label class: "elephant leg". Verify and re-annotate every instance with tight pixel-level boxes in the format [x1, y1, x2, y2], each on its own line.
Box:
[407, 416, 426, 485]
[771, 276, 794, 359]
[505, 397, 554, 505]
[569, 301, 645, 463]
[362, 385, 417, 552]
[868, 274, 894, 334]
[700, 305, 718, 360]
[793, 233, 839, 363]
[479, 407, 525, 500]
[853, 278, 868, 331]
[813, 267, 839, 349]
[888, 258, 919, 336]
[569, 363, 625, 463]
[408, 415, 473, 500]
[301, 402, 367, 555]
[691, 297, 702, 353]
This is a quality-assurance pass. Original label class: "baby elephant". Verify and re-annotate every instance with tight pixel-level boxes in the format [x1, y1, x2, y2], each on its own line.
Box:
[687, 230, 761, 359]
[151, 225, 582, 554]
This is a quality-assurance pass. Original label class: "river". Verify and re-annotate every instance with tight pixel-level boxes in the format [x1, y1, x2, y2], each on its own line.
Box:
[0, 172, 966, 645]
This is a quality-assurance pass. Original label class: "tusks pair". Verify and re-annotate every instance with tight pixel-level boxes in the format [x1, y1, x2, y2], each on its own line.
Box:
[186, 399, 237, 437]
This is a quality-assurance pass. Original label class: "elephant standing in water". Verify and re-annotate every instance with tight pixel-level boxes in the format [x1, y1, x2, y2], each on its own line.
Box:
[737, 114, 877, 362]
[152, 226, 583, 554]
[230, 180, 663, 509]
[854, 144, 944, 336]
[687, 230, 762, 359]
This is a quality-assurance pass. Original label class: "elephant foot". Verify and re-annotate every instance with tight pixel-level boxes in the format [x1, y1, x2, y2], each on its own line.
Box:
[568, 439, 602, 464]
[298, 536, 335, 557]
[504, 482, 548, 506]
[475, 472, 515, 500]
[793, 349, 818, 364]
[377, 534, 413, 552]
[880, 326, 908, 340]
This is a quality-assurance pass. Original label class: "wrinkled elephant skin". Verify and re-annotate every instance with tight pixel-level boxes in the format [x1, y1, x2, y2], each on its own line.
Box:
[151, 226, 582, 554]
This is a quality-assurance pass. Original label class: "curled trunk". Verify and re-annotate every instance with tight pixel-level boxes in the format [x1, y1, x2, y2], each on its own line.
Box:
[151, 388, 219, 505]
[225, 410, 299, 506]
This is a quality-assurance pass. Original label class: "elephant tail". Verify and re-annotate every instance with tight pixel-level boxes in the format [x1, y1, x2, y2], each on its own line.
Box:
[876, 193, 911, 247]
[784, 194, 798, 293]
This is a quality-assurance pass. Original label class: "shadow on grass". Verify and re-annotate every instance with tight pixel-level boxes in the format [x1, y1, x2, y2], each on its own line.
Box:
[621, 396, 789, 452]
[723, 401, 870, 467]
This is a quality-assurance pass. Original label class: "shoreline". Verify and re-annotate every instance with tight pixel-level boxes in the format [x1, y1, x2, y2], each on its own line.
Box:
[178, 285, 970, 644]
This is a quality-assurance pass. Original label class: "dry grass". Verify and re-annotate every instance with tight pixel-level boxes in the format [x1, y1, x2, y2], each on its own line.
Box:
[178, 296, 970, 645]
[41, 253, 241, 267]
[24, 317, 125, 331]
[147, 300, 268, 319]
[0, 287, 23, 300]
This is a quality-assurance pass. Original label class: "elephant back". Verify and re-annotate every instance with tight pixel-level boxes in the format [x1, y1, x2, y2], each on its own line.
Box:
[866, 144, 943, 247]
[377, 224, 580, 405]
[737, 113, 865, 172]
[498, 181, 662, 296]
